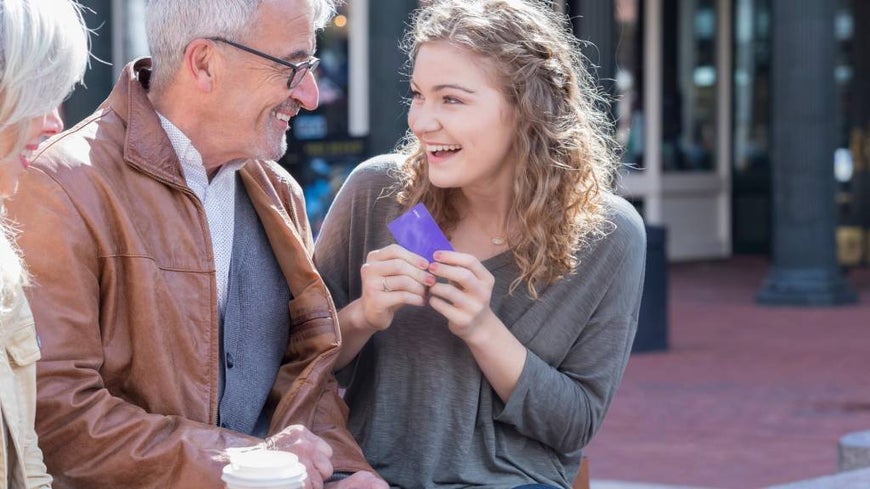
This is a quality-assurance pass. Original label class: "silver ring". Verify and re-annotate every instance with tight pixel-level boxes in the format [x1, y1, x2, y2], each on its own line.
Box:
[382, 277, 392, 292]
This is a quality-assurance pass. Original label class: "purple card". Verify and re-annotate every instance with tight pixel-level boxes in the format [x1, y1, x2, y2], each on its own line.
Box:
[387, 203, 454, 262]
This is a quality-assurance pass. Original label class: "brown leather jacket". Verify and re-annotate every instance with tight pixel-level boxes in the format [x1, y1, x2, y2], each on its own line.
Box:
[6, 59, 372, 488]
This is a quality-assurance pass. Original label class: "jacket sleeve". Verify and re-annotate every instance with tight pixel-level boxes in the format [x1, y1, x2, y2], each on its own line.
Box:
[23, 428, 52, 489]
[7, 168, 263, 489]
[5, 290, 53, 489]
[262, 169, 375, 475]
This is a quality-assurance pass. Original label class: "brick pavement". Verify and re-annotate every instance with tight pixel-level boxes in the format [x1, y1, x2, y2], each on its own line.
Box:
[584, 256, 870, 489]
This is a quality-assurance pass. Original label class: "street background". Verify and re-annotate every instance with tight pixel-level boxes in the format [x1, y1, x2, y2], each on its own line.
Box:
[587, 257, 870, 488]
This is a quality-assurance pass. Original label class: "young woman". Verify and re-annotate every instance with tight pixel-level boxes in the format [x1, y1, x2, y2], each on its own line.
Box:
[315, 0, 646, 487]
[0, 0, 89, 486]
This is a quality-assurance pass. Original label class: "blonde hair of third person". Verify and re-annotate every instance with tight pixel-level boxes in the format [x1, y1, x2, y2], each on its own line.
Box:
[0, 0, 89, 487]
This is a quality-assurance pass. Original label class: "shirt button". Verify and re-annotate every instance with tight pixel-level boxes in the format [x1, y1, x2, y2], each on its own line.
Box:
[226, 352, 234, 369]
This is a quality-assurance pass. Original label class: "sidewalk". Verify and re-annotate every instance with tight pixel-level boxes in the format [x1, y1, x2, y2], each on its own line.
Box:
[584, 256, 870, 489]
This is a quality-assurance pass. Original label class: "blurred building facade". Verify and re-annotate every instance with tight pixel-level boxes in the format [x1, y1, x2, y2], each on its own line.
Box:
[67, 0, 868, 263]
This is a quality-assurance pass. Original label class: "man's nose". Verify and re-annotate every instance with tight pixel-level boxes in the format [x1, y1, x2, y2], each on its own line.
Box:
[291, 71, 319, 111]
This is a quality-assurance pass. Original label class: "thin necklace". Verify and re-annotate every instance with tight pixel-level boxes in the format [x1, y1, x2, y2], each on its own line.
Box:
[463, 207, 508, 246]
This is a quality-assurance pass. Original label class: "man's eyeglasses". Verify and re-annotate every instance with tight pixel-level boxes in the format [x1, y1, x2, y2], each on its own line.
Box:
[208, 37, 319, 90]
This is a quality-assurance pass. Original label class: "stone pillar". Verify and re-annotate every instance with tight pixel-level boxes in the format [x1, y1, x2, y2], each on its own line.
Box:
[368, 0, 418, 155]
[756, 0, 856, 305]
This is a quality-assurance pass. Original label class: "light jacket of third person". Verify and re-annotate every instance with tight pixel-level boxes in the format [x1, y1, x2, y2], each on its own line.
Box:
[0, 283, 52, 489]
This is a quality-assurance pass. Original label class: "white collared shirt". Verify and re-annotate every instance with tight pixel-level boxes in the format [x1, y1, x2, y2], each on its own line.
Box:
[157, 114, 244, 322]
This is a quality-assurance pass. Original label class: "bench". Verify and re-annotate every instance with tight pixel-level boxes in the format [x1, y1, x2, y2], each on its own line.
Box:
[572, 456, 590, 489]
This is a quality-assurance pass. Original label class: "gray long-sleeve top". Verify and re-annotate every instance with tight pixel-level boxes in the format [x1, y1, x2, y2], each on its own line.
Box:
[314, 156, 646, 488]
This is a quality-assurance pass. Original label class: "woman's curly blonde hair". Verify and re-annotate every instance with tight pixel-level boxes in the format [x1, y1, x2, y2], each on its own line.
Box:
[396, 0, 620, 297]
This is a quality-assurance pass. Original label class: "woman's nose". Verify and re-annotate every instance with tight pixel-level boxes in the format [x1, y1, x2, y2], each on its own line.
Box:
[40, 108, 64, 137]
[408, 106, 440, 134]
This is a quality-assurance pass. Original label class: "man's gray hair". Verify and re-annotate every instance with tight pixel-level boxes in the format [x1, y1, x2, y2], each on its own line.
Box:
[145, 0, 337, 92]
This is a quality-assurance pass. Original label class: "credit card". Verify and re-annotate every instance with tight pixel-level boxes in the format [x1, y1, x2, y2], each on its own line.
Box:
[387, 203, 454, 262]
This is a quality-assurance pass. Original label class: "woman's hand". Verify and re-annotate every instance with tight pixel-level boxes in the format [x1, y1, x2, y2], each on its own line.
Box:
[358, 244, 436, 331]
[426, 250, 498, 341]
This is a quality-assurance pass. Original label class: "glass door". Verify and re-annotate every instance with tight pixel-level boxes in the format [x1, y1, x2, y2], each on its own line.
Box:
[621, 0, 732, 260]
[662, 0, 718, 173]
[731, 0, 772, 254]
[660, 0, 732, 259]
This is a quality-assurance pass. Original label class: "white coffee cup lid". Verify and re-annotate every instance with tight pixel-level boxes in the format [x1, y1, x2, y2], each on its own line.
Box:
[222, 465, 308, 488]
[225, 449, 307, 481]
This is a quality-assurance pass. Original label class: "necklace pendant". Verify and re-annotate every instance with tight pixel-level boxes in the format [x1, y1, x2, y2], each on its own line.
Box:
[491, 236, 506, 246]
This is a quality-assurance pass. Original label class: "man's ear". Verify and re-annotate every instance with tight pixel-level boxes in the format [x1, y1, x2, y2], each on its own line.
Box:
[183, 39, 219, 93]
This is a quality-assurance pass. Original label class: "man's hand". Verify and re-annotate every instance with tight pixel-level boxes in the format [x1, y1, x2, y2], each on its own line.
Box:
[326, 471, 389, 489]
[265, 425, 333, 489]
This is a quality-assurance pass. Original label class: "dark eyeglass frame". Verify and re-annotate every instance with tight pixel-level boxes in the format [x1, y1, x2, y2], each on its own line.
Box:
[207, 37, 319, 89]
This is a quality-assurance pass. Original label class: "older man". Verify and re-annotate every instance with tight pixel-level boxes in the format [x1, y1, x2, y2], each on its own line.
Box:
[6, 1, 384, 488]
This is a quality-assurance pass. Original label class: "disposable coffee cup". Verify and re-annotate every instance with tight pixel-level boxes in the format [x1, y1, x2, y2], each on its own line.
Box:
[222, 449, 307, 489]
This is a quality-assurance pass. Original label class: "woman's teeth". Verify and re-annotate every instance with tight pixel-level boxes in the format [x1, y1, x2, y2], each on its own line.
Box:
[427, 144, 461, 153]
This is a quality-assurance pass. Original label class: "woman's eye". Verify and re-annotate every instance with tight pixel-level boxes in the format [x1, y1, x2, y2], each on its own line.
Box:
[409, 89, 422, 99]
[444, 96, 462, 104]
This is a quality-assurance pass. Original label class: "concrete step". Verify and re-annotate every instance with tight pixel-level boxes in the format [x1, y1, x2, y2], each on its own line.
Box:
[765, 467, 870, 489]
[592, 480, 716, 489]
